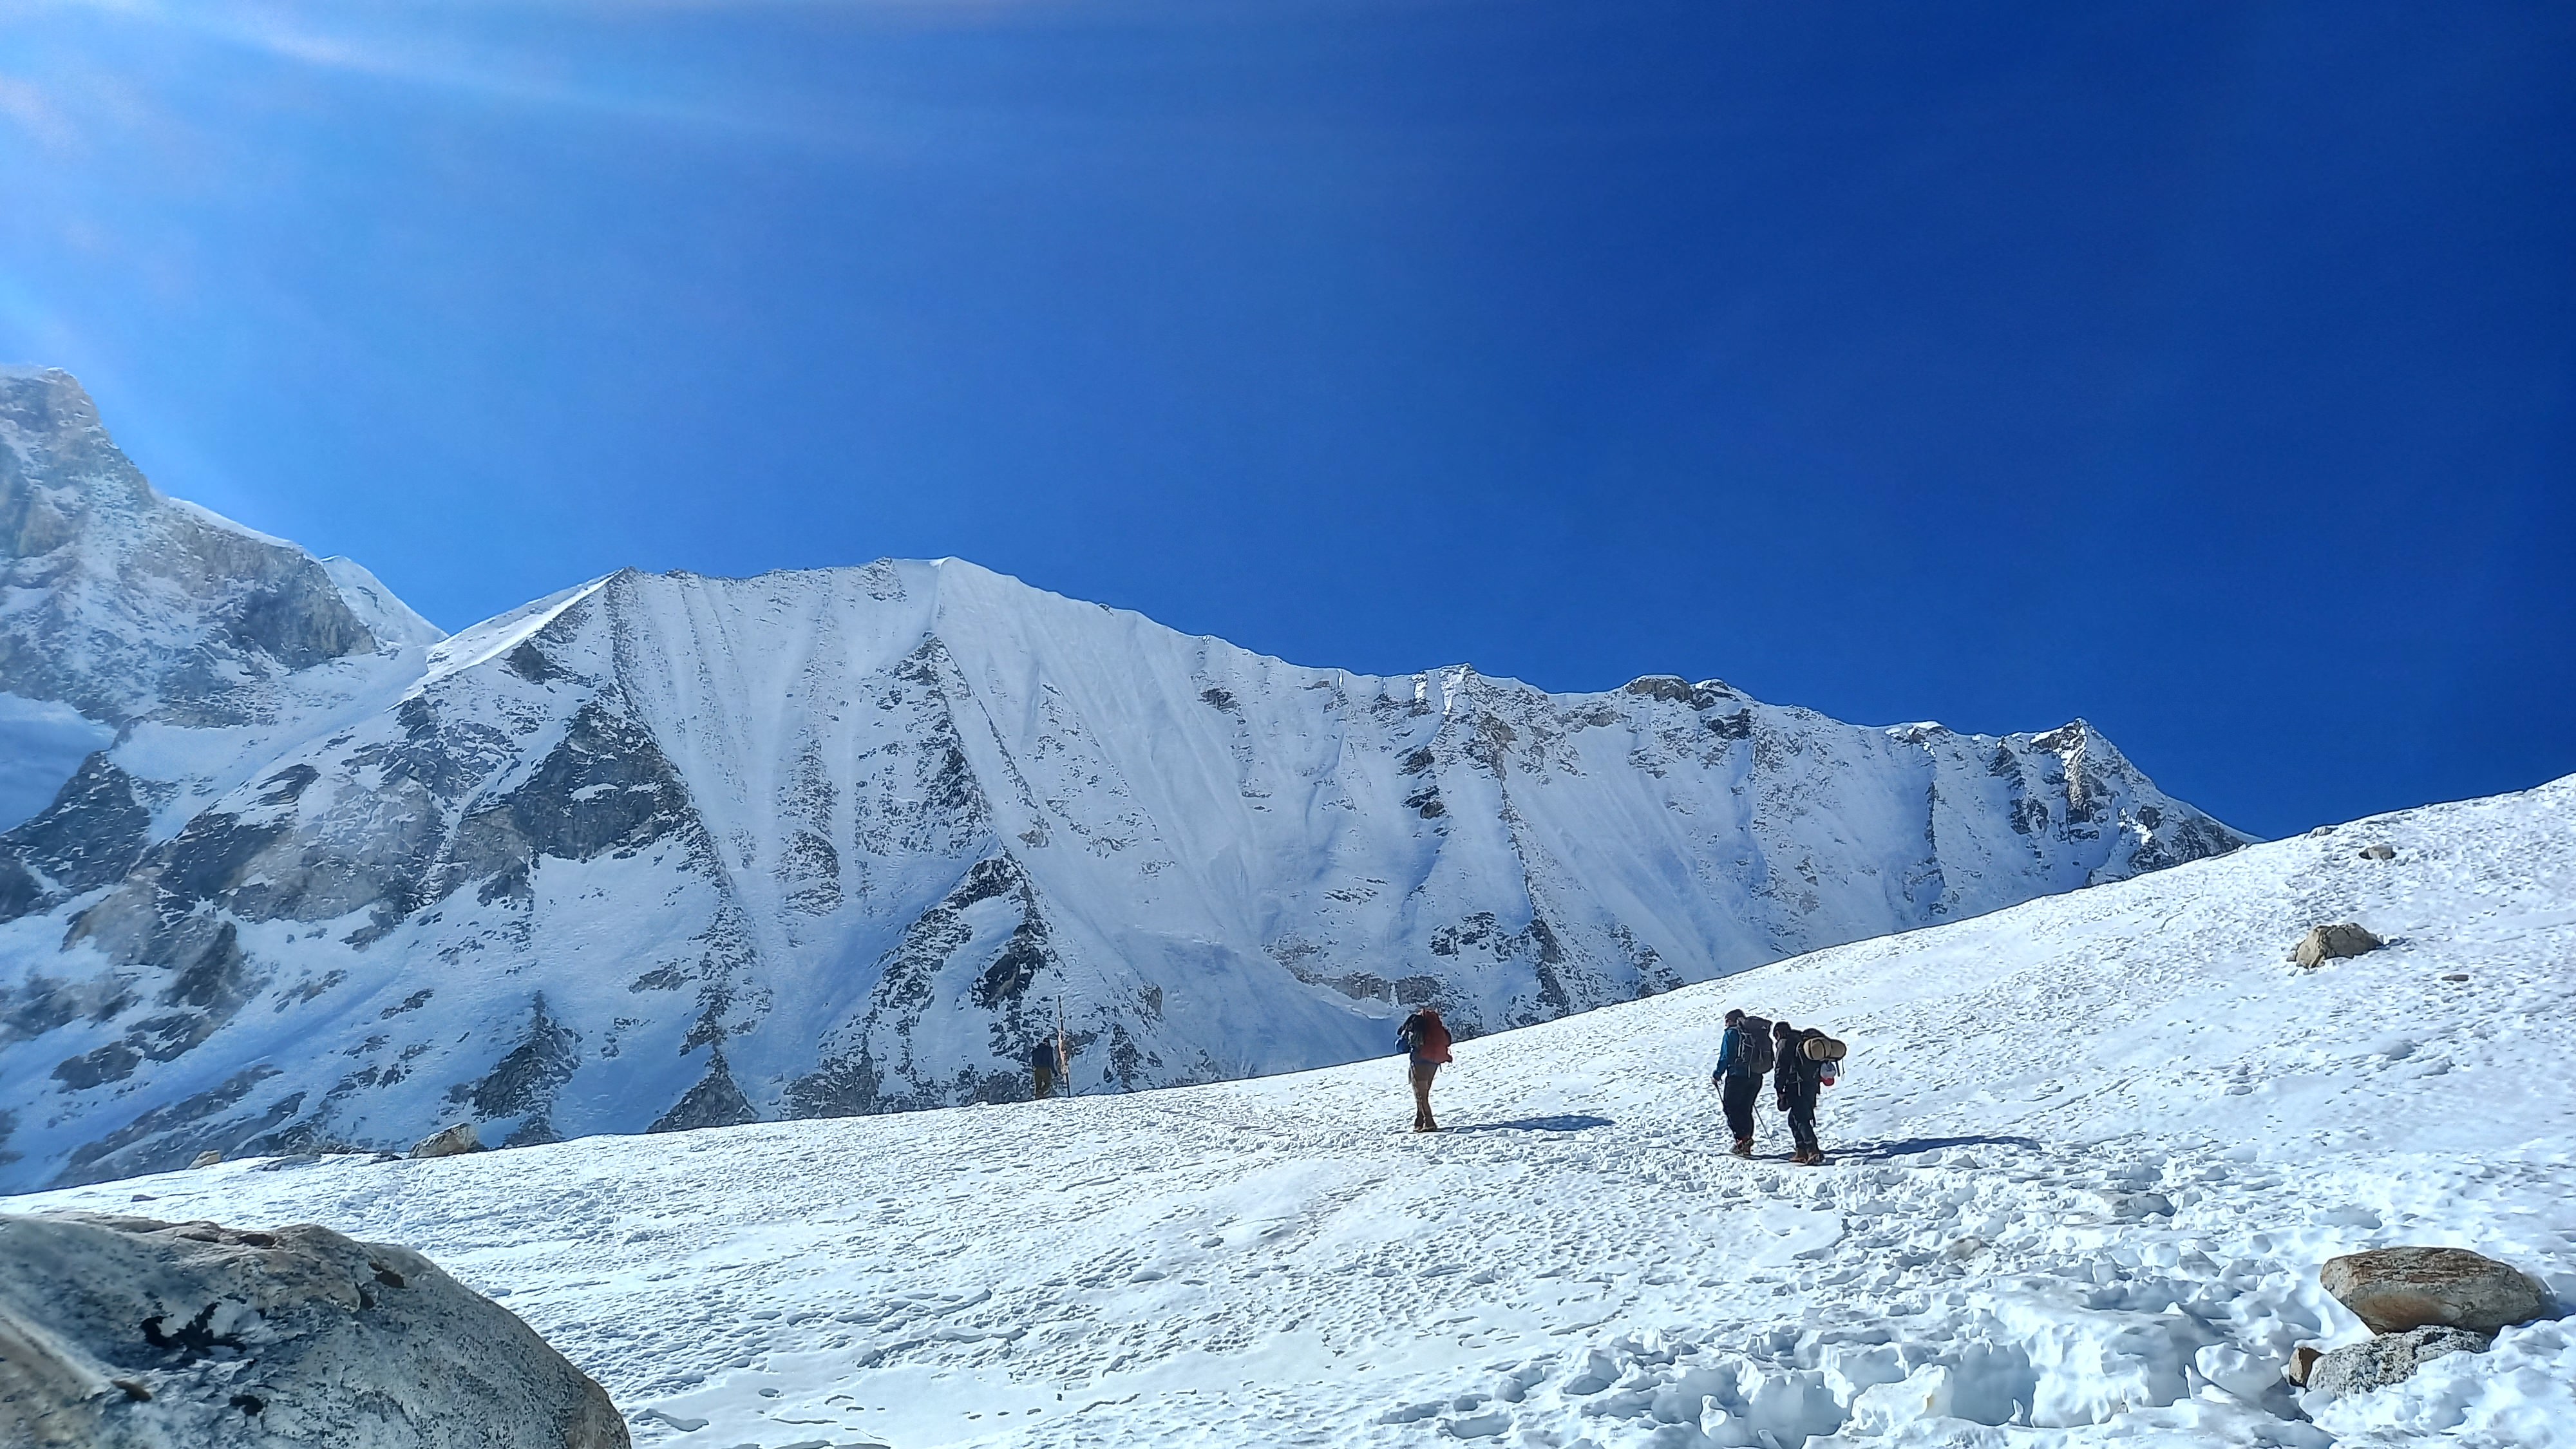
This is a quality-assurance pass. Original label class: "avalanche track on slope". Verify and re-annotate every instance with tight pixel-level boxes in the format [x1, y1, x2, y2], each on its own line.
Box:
[12, 775, 2570, 1448]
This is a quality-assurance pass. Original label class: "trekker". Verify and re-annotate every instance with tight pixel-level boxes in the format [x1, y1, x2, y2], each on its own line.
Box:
[1030, 1039, 1059, 1100]
[1773, 1019, 1827, 1166]
[1709, 1009, 1774, 1157]
[1396, 1007, 1453, 1132]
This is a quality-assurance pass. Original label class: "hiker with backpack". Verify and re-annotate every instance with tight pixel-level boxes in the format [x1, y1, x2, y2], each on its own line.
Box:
[1030, 1038, 1060, 1100]
[1709, 1009, 1774, 1157]
[1396, 1007, 1453, 1133]
[1772, 1019, 1846, 1166]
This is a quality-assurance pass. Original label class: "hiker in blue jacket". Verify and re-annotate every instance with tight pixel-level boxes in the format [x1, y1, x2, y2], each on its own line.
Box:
[1709, 1009, 1772, 1157]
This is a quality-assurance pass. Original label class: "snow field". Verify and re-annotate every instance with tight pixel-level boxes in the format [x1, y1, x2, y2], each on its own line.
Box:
[10, 775, 2571, 1448]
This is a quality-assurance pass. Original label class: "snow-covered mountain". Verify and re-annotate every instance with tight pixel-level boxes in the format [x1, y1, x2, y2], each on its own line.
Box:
[0, 365, 440, 830]
[11, 773, 2568, 1449]
[0, 369, 2249, 1190]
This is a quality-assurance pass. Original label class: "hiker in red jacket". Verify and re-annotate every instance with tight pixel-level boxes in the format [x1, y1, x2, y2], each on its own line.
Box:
[1396, 1007, 1453, 1132]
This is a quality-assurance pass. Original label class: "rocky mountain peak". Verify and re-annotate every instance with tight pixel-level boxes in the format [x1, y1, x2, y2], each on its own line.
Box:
[0, 369, 444, 828]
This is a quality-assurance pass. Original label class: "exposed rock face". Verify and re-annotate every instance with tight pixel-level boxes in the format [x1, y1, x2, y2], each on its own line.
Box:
[0, 1212, 627, 1448]
[2321, 1247, 2551, 1335]
[2304, 1325, 2492, 1399]
[0, 372, 2257, 1189]
[2293, 922, 2384, 969]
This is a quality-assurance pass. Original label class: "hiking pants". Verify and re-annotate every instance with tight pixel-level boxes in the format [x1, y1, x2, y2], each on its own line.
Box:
[1032, 1064, 1056, 1100]
[1410, 1060, 1440, 1130]
[1721, 1072, 1760, 1141]
[1783, 1084, 1820, 1157]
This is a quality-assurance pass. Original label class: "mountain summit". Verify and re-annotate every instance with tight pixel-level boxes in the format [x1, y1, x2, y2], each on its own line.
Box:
[0, 372, 2249, 1188]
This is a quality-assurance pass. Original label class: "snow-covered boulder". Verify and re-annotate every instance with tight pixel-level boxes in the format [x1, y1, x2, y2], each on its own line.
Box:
[2292, 922, 2383, 968]
[0, 1212, 626, 1448]
[2322, 1245, 2551, 1334]
[2305, 1325, 2492, 1399]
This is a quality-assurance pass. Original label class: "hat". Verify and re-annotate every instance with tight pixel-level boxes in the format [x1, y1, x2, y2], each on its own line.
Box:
[1724, 1009, 1745, 1024]
[1772, 1018, 1796, 1036]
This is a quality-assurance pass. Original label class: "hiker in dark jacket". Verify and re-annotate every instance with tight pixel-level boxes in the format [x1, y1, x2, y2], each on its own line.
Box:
[1030, 1039, 1059, 1100]
[1773, 1019, 1828, 1166]
[1396, 1007, 1453, 1133]
[1709, 1009, 1771, 1157]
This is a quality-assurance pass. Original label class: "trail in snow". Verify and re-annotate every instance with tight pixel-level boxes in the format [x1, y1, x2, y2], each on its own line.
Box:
[11, 777, 2572, 1448]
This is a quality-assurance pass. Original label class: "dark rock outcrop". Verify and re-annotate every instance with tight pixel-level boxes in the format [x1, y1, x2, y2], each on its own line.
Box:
[0, 1212, 627, 1448]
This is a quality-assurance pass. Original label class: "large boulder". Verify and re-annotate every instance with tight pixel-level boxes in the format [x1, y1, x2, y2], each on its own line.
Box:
[2322, 1246, 2551, 1335]
[2292, 922, 2383, 968]
[0, 1213, 627, 1448]
[2304, 1325, 2491, 1399]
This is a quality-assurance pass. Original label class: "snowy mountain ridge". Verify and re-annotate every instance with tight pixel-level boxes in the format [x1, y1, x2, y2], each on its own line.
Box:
[0, 369, 2249, 1190]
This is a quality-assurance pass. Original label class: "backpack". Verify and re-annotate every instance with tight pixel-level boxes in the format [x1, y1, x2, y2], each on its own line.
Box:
[1740, 1019, 1777, 1076]
[1400, 1010, 1453, 1063]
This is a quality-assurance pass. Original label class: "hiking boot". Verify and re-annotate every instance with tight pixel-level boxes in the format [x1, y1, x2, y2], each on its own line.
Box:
[1730, 1137, 1754, 1158]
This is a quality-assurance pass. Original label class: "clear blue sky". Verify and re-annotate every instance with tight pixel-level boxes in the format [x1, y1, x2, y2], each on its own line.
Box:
[3, 1, 2570, 840]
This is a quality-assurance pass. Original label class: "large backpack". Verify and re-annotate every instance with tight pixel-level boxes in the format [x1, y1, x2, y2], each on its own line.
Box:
[1739, 1018, 1776, 1075]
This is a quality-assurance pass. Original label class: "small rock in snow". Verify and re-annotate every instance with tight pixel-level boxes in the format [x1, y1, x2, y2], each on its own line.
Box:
[2291, 922, 2384, 969]
[2306, 1325, 2492, 1398]
[410, 1122, 482, 1159]
[2358, 843, 2396, 860]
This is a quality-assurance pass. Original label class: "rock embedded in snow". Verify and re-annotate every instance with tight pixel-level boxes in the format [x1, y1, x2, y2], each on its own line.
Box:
[408, 1124, 480, 1160]
[2321, 1245, 2552, 1335]
[2304, 1325, 2494, 1399]
[2360, 842, 2396, 860]
[0, 1212, 628, 1448]
[2285, 1343, 2322, 1387]
[187, 1151, 221, 1169]
[2292, 922, 2384, 968]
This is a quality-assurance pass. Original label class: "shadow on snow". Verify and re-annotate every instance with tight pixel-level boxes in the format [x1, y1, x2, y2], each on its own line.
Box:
[1446, 1115, 1616, 1135]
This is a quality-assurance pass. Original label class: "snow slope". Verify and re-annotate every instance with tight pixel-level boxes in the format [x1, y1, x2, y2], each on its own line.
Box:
[13, 773, 2567, 1448]
[0, 554, 2245, 1190]
[0, 370, 2248, 1189]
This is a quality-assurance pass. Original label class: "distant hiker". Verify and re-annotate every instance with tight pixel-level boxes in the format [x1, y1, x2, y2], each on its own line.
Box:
[1709, 1009, 1774, 1157]
[1773, 1019, 1828, 1165]
[1396, 1007, 1453, 1133]
[1031, 1039, 1060, 1100]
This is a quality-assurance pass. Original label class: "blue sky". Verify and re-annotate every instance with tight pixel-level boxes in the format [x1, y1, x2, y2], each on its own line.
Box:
[3, 1, 2570, 840]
